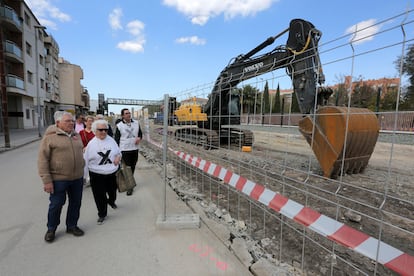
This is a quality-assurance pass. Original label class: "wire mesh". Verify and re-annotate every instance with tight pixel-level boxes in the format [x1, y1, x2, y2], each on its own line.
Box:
[142, 10, 414, 276]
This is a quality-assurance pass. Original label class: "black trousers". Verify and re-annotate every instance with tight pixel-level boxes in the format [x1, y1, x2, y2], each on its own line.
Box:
[89, 171, 117, 218]
[121, 149, 139, 174]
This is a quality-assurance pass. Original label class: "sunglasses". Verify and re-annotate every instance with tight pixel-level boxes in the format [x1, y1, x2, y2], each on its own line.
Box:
[97, 128, 108, 132]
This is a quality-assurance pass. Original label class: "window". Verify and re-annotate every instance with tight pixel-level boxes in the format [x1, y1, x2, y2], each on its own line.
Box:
[26, 42, 32, 56]
[27, 71, 33, 83]
[39, 55, 44, 66]
[40, 79, 44, 89]
[24, 12, 30, 27]
[26, 109, 30, 119]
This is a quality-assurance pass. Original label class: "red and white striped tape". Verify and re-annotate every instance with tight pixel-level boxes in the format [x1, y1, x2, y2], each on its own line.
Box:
[173, 150, 414, 276]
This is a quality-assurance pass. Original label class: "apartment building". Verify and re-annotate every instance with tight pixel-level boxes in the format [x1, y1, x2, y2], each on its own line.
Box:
[0, 0, 89, 130]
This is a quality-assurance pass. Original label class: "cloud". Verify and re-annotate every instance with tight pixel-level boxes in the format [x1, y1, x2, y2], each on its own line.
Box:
[163, 0, 276, 26]
[345, 19, 380, 45]
[117, 39, 145, 53]
[109, 8, 123, 30]
[126, 20, 145, 36]
[109, 9, 146, 53]
[26, 0, 71, 29]
[175, 36, 206, 45]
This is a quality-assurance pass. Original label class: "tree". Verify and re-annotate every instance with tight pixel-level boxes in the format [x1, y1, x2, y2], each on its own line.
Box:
[351, 78, 376, 109]
[290, 90, 301, 113]
[381, 87, 398, 111]
[273, 83, 281, 113]
[399, 43, 414, 110]
[239, 85, 259, 113]
[333, 83, 349, 106]
[263, 81, 270, 113]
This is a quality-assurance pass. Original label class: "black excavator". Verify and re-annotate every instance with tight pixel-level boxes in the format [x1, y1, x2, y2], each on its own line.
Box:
[174, 19, 379, 178]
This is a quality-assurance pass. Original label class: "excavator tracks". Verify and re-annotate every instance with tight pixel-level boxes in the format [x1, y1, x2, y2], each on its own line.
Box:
[174, 127, 219, 149]
[173, 127, 253, 150]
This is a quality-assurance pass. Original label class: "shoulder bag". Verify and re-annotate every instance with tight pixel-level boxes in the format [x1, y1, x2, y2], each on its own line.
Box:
[116, 161, 137, 192]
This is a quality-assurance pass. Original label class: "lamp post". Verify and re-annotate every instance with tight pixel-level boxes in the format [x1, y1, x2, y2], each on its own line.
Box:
[260, 78, 264, 124]
[34, 25, 46, 137]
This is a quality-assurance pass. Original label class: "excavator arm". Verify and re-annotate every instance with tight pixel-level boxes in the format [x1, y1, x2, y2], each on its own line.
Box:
[204, 19, 332, 129]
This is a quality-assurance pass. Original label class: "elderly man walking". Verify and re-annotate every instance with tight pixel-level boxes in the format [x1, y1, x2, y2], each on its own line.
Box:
[38, 111, 85, 243]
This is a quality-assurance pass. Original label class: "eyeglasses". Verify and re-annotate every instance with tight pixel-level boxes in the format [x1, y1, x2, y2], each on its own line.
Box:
[97, 128, 108, 132]
[124, 112, 131, 115]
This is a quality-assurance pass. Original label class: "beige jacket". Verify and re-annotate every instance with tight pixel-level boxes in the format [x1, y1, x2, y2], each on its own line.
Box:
[38, 125, 85, 184]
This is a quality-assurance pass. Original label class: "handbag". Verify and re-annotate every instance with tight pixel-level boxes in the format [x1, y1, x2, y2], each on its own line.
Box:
[116, 161, 137, 193]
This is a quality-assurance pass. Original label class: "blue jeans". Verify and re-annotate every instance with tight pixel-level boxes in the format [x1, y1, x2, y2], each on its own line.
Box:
[47, 178, 83, 231]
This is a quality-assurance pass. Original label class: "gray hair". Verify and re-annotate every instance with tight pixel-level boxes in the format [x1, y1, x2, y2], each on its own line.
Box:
[54, 111, 73, 123]
[95, 114, 104, 119]
[92, 119, 109, 134]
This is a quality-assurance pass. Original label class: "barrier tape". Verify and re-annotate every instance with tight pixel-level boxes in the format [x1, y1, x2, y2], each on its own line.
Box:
[144, 136, 413, 275]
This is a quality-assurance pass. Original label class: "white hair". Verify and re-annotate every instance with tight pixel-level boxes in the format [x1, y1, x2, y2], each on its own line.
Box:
[92, 119, 109, 134]
[54, 111, 73, 122]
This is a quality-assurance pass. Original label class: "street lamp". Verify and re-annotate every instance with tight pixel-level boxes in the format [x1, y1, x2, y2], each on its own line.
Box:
[34, 25, 46, 137]
[260, 78, 264, 124]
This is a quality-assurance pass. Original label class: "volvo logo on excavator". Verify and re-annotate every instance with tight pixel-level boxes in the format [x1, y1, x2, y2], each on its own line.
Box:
[243, 62, 264, 73]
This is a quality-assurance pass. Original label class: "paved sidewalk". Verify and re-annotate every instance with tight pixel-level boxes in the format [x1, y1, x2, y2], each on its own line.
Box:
[0, 128, 252, 275]
[0, 127, 44, 153]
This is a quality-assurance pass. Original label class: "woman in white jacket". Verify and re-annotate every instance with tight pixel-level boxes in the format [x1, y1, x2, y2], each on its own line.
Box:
[84, 119, 122, 224]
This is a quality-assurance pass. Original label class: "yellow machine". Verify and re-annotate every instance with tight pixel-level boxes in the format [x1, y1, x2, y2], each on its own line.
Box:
[174, 97, 207, 124]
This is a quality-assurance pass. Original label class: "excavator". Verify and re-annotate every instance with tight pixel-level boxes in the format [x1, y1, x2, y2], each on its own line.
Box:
[174, 19, 380, 178]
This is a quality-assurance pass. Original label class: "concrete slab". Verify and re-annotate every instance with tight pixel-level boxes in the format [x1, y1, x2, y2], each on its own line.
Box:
[156, 213, 200, 229]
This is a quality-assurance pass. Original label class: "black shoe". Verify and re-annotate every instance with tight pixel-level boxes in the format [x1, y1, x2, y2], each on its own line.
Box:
[109, 202, 117, 209]
[126, 189, 133, 196]
[44, 230, 55, 243]
[66, 226, 84, 236]
[97, 217, 105, 225]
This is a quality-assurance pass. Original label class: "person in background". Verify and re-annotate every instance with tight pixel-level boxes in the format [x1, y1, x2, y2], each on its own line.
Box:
[95, 114, 113, 137]
[84, 119, 122, 225]
[114, 108, 142, 196]
[79, 115, 95, 148]
[38, 111, 85, 243]
[79, 115, 95, 186]
[74, 114, 85, 133]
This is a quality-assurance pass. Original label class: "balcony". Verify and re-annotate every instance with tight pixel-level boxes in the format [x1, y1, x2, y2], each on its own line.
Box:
[4, 40, 23, 63]
[0, 6, 22, 32]
[6, 74, 24, 91]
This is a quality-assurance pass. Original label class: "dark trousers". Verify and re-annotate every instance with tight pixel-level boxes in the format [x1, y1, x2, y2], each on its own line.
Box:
[47, 178, 83, 231]
[121, 149, 139, 174]
[89, 171, 117, 218]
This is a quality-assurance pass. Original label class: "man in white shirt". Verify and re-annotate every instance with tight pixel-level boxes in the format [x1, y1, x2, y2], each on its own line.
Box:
[114, 108, 142, 196]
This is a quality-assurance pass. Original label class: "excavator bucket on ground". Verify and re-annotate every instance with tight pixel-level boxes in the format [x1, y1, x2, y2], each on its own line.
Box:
[298, 107, 380, 178]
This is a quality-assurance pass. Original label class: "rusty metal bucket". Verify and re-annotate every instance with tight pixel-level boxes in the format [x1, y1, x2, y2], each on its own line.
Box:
[298, 106, 380, 178]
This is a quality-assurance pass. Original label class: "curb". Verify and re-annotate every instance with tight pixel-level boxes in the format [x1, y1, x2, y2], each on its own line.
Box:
[0, 137, 41, 154]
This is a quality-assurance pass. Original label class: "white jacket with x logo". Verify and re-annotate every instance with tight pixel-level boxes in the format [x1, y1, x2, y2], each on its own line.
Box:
[116, 120, 140, 151]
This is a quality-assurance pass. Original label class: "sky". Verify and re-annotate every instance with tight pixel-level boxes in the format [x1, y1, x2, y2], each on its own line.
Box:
[26, 0, 414, 114]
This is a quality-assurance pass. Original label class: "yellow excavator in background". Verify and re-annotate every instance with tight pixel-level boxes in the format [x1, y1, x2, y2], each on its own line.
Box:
[174, 19, 380, 178]
[174, 97, 207, 125]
